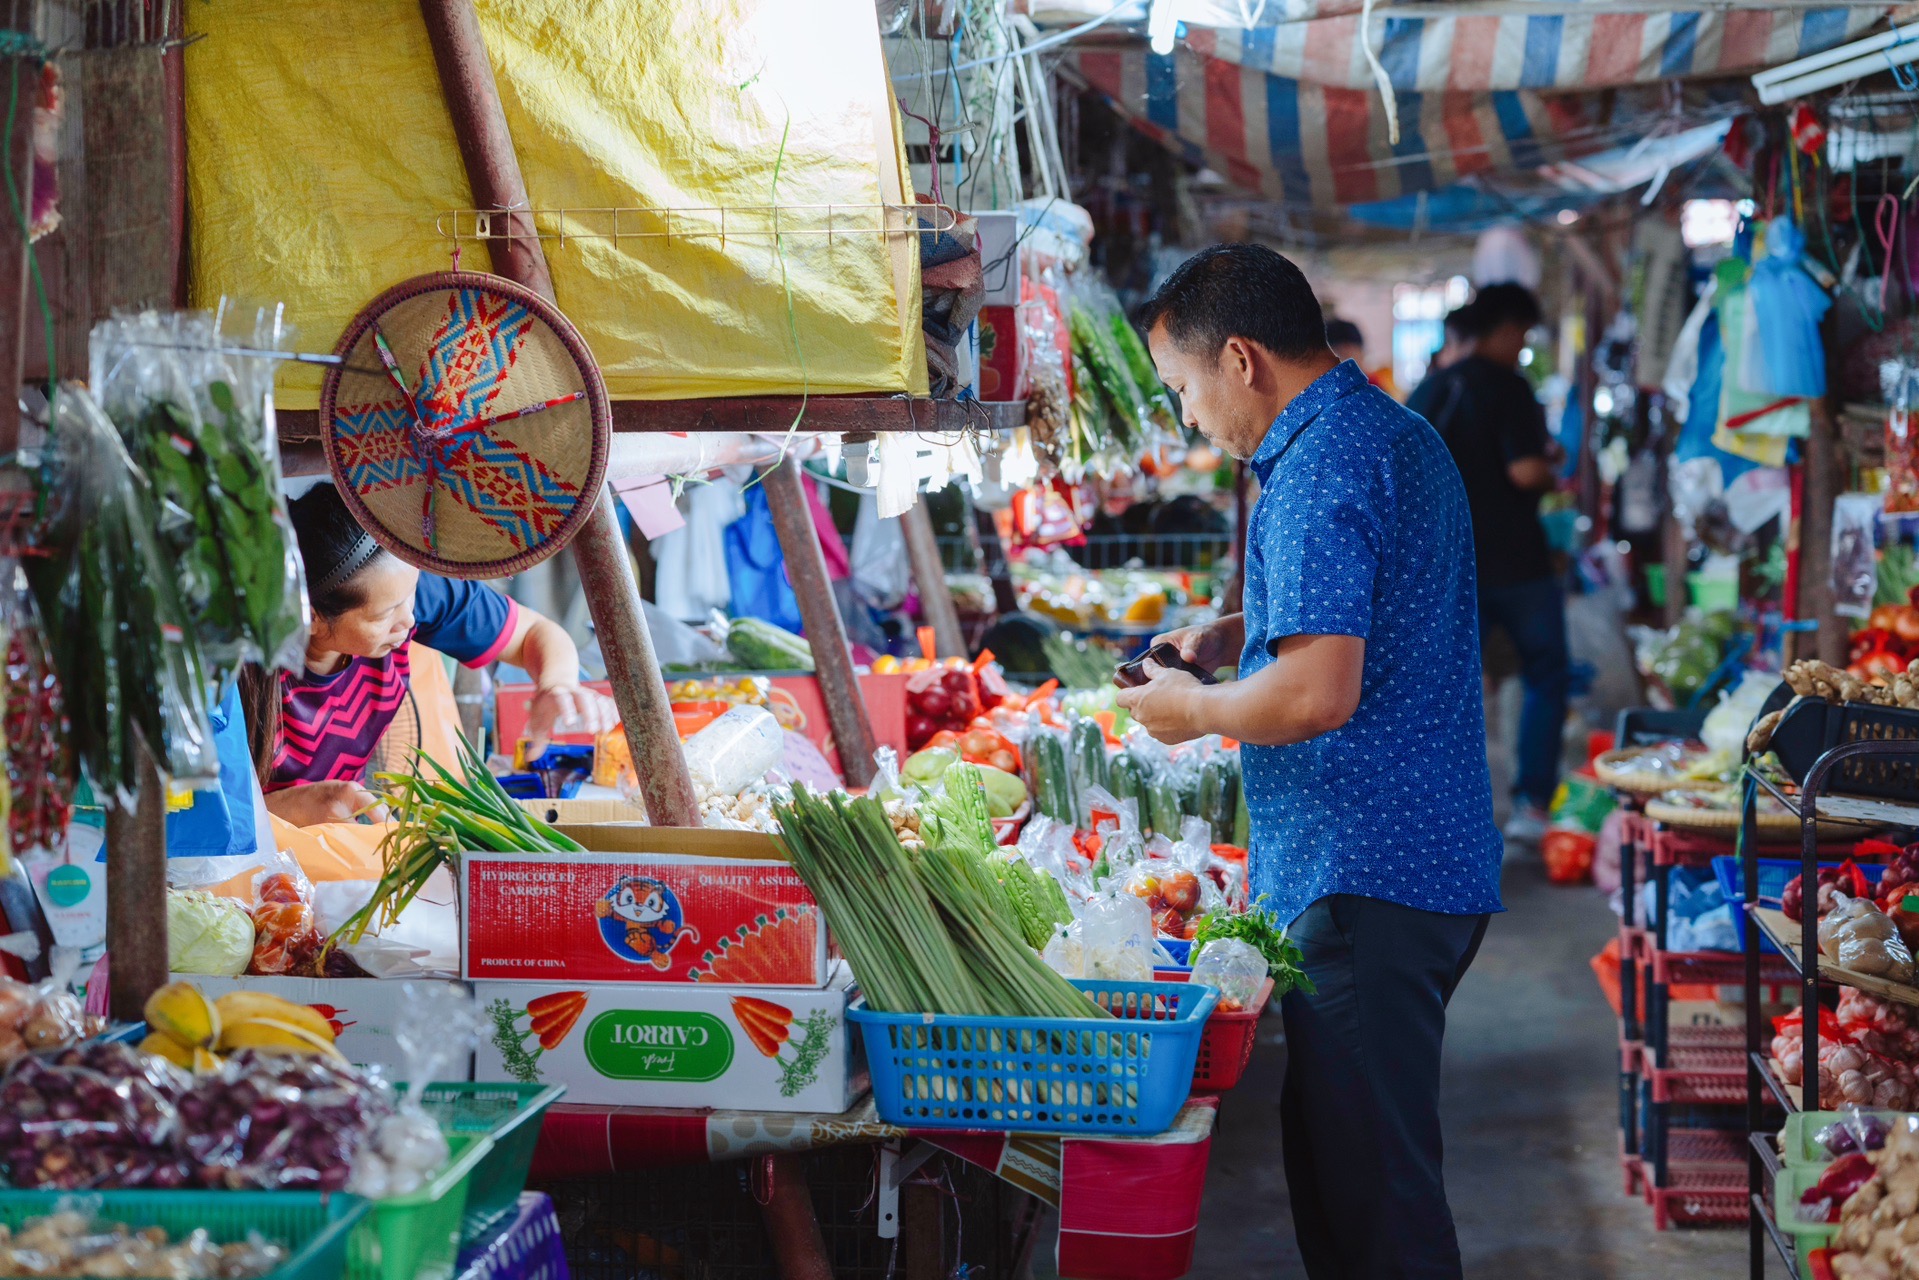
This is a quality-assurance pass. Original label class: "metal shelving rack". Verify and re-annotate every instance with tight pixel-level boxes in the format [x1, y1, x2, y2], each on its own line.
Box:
[1739, 740, 1919, 1280]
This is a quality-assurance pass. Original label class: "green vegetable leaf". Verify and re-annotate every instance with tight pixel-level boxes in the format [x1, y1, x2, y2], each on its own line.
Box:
[1192, 895, 1315, 997]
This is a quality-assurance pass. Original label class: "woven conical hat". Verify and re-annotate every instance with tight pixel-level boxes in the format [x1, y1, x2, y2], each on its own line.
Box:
[319, 271, 611, 579]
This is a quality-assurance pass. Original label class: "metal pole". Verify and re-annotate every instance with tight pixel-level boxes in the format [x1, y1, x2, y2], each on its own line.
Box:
[419, 0, 698, 825]
[900, 501, 966, 659]
[761, 457, 878, 788]
[105, 742, 167, 1021]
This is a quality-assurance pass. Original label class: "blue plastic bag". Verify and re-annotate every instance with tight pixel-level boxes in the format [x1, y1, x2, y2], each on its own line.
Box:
[1745, 217, 1831, 398]
[724, 483, 804, 635]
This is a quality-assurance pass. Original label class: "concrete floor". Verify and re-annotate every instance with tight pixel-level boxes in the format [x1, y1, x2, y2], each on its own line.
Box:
[1185, 854, 1747, 1279]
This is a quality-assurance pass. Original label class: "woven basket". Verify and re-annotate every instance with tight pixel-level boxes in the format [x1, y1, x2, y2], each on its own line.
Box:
[1643, 795, 1869, 840]
[319, 271, 611, 579]
[1594, 746, 1711, 796]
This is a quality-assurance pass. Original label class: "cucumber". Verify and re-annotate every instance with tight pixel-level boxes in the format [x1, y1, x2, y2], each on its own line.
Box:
[726, 617, 815, 671]
[1030, 730, 1078, 825]
[1197, 755, 1240, 844]
[1232, 781, 1250, 847]
[1147, 778, 1183, 840]
[1069, 717, 1109, 796]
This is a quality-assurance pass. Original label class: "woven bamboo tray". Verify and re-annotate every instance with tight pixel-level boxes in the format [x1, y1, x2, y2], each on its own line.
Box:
[1594, 746, 1711, 795]
[1642, 796, 1868, 841]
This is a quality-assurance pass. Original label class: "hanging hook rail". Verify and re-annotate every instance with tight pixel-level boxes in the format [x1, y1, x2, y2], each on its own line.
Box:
[435, 202, 956, 247]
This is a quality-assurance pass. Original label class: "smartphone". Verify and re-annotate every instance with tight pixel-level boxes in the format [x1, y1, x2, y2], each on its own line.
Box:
[1114, 642, 1220, 689]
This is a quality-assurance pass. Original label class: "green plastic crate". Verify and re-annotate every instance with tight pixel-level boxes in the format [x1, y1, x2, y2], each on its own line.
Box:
[1775, 1164, 1841, 1280]
[347, 1131, 494, 1280]
[1779, 1111, 1913, 1169]
[0, 1190, 367, 1280]
[412, 1081, 566, 1244]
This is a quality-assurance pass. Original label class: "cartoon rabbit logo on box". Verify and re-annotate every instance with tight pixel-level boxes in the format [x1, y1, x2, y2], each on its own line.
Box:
[595, 875, 700, 970]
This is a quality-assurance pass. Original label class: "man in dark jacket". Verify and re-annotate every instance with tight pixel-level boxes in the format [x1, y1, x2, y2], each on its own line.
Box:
[1408, 284, 1569, 844]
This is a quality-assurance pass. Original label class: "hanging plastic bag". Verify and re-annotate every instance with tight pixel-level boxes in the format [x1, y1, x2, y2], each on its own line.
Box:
[1833, 493, 1884, 619]
[26, 385, 218, 805]
[1745, 217, 1832, 400]
[90, 308, 310, 682]
[849, 491, 909, 611]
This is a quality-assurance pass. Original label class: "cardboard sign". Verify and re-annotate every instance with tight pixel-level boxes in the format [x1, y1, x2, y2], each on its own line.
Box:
[471, 967, 863, 1112]
[463, 841, 827, 987]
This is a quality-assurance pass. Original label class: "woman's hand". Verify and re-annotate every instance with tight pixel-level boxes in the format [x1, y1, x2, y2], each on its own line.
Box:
[264, 780, 387, 827]
[1152, 613, 1246, 673]
[1114, 662, 1204, 745]
[524, 682, 621, 756]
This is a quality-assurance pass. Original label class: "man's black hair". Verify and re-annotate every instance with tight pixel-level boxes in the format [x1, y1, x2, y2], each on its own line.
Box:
[1138, 243, 1329, 361]
[1470, 282, 1542, 332]
[1444, 302, 1482, 339]
[1325, 318, 1364, 350]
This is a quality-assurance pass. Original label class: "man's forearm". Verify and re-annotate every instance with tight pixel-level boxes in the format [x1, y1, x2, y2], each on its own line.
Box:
[1164, 636, 1364, 746]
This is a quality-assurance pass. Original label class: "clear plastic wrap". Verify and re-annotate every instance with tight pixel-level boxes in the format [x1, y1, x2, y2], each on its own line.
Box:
[681, 705, 784, 795]
[1042, 890, 1153, 982]
[0, 1041, 194, 1189]
[1, 577, 70, 857]
[0, 1203, 289, 1279]
[345, 982, 475, 1199]
[1189, 937, 1267, 1012]
[90, 309, 310, 682]
[26, 385, 218, 804]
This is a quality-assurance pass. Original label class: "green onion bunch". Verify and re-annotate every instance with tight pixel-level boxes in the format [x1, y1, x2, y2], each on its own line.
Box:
[331, 736, 583, 948]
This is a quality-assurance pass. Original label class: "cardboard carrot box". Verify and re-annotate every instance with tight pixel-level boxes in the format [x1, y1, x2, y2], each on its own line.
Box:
[462, 827, 827, 987]
[471, 966, 864, 1112]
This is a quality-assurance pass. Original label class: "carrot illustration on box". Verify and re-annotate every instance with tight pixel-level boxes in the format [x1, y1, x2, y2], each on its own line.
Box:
[488, 990, 588, 1084]
[731, 996, 839, 1097]
[595, 875, 699, 970]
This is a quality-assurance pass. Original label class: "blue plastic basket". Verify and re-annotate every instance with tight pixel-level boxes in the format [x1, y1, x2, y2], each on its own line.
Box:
[1709, 856, 1887, 954]
[848, 980, 1218, 1136]
[1157, 938, 1194, 966]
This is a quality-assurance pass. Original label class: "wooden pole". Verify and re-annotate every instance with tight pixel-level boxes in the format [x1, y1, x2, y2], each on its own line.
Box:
[0, 49, 36, 456]
[900, 501, 966, 660]
[756, 1155, 835, 1280]
[761, 457, 878, 788]
[105, 743, 167, 1021]
[1802, 399, 1845, 666]
[419, 0, 698, 825]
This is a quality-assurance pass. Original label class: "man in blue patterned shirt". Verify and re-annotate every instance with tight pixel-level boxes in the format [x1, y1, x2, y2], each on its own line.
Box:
[1115, 244, 1503, 1280]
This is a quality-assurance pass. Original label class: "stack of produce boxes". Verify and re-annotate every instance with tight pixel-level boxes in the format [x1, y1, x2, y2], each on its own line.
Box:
[464, 825, 865, 1111]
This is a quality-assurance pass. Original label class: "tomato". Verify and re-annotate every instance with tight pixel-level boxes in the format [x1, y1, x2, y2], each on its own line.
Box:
[1128, 873, 1160, 901]
[1895, 608, 1919, 647]
[1152, 907, 1186, 938]
[1161, 869, 1201, 914]
[1873, 605, 1905, 632]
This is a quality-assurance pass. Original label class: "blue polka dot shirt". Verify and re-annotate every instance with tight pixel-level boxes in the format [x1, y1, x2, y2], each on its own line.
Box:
[1239, 360, 1504, 926]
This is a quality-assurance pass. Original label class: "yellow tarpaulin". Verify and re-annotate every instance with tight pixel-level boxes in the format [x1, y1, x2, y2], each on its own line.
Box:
[185, 0, 925, 407]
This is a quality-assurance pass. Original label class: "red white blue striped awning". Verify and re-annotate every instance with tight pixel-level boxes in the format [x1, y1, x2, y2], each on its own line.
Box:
[1070, 45, 1639, 208]
[1182, 7, 1886, 93]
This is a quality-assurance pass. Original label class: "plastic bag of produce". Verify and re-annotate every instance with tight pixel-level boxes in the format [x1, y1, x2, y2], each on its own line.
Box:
[165, 890, 253, 977]
[1190, 937, 1267, 1012]
[347, 982, 473, 1199]
[683, 705, 784, 795]
[27, 386, 218, 803]
[91, 309, 310, 681]
[1075, 890, 1154, 981]
[0, 1041, 192, 1189]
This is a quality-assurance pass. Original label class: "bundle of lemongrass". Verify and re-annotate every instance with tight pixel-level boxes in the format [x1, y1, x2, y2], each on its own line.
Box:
[775, 774, 1106, 1020]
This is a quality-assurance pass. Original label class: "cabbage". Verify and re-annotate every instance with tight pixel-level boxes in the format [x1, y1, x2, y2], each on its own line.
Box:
[166, 890, 253, 976]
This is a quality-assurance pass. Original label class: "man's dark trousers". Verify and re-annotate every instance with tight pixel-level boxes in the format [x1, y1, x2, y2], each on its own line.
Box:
[1280, 894, 1491, 1279]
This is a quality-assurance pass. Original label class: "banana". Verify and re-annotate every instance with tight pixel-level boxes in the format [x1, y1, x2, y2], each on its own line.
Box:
[212, 991, 336, 1044]
[138, 1031, 195, 1070]
[144, 982, 220, 1050]
[217, 1016, 345, 1060]
[191, 1047, 224, 1074]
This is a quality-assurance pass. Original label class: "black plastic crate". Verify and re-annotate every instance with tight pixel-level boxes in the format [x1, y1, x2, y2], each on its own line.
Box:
[1768, 696, 1919, 802]
[536, 1144, 1035, 1280]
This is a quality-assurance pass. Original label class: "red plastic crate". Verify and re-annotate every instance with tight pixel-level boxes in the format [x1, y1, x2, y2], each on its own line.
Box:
[1190, 978, 1274, 1092]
